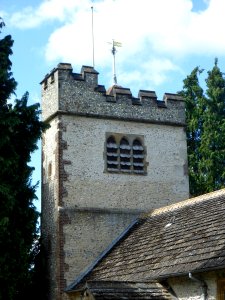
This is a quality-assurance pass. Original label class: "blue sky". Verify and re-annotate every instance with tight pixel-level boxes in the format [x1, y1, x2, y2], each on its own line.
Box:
[1, 0, 225, 211]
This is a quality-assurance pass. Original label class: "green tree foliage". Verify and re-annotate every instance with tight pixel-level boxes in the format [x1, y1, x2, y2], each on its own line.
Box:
[181, 59, 225, 196]
[0, 19, 17, 105]
[0, 19, 48, 299]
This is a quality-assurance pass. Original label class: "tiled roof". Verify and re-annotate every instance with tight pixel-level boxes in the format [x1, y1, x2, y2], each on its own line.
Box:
[88, 189, 225, 281]
[81, 281, 172, 300]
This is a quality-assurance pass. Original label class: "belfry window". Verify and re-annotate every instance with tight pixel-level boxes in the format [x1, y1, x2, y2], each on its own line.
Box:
[132, 139, 144, 174]
[105, 133, 147, 175]
[120, 138, 131, 172]
[106, 136, 119, 171]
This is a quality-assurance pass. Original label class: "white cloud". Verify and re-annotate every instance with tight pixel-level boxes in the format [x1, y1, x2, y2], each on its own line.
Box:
[41, 0, 225, 64]
[5, 0, 225, 89]
[142, 59, 182, 86]
[8, 0, 225, 57]
[8, 0, 89, 29]
[118, 58, 182, 94]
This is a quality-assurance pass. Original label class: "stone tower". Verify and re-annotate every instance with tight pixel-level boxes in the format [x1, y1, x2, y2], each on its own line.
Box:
[41, 63, 189, 300]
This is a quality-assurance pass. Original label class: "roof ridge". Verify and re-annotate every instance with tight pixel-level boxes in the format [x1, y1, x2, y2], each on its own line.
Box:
[143, 188, 225, 218]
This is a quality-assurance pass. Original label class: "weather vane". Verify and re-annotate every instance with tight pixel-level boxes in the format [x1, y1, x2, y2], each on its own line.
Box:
[109, 39, 122, 85]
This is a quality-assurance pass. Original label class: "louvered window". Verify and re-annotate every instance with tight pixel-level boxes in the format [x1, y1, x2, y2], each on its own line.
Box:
[106, 136, 119, 171]
[120, 138, 131, 172]
[105, 134, 147, 175]
[132, 139, 144, 174]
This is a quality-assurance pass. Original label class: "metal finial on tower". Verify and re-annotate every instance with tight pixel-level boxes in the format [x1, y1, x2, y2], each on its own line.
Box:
[110, 39, 122, 85]
[91, 4, 95, 68]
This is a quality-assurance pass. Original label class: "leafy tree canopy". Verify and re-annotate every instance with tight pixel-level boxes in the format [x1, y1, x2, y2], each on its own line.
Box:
[0, 18, 48, 299]
[180, 59, 225, 196]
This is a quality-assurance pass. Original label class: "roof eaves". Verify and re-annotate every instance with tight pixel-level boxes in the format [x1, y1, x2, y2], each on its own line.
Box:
[143, 188, 225, 219]
[144, 264, 225, 281]
[65, 218, 140, 292]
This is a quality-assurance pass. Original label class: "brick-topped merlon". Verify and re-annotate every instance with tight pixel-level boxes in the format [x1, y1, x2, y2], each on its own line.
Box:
[41, 63, 186, 126]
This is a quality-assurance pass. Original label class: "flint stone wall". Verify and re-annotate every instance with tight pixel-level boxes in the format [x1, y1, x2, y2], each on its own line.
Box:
[41, 63, 189, 300]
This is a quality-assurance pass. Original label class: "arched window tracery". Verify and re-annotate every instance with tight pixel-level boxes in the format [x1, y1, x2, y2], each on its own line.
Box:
[105, 134, 147, 175]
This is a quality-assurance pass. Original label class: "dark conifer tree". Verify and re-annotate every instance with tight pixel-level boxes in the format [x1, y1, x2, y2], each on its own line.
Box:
[0, 19, 48, 299]
[181, 60, 225, 196]
[200, 59, 225, 192]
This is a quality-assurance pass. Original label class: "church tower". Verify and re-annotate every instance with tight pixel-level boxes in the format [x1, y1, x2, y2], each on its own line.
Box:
[41, 63, 189, 300]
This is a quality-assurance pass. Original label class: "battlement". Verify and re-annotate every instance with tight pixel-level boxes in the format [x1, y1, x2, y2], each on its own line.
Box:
[41, 63, 185, 126]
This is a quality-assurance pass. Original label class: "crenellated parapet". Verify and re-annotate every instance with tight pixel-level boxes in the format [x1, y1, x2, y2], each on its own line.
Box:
[41, 63, 185, 126]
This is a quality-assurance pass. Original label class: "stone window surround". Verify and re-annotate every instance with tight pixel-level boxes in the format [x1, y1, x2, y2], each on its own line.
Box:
[104, 132, 148, 175]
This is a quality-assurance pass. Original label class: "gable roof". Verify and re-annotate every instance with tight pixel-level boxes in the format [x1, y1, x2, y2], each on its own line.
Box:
[65, 219, 139, 292]
[87, 189, 225, 282]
